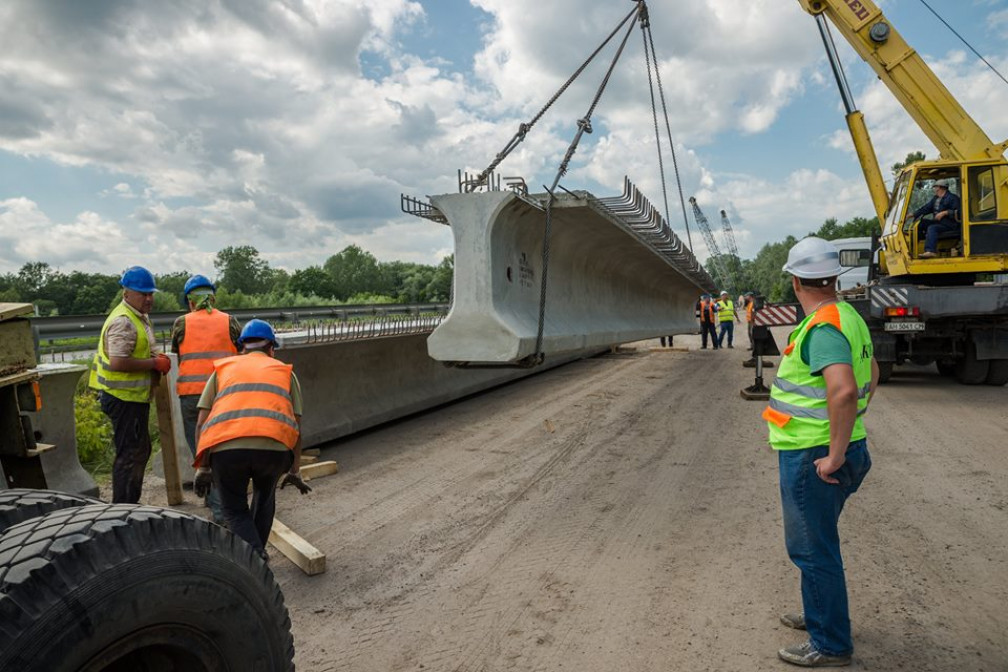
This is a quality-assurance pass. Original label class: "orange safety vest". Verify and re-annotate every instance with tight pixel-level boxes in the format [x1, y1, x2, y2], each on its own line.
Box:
[176, 309, 238, 396]
[194, 353, 299, 467]
[746, 300, 754, 323]
[700, 301, 717, 323]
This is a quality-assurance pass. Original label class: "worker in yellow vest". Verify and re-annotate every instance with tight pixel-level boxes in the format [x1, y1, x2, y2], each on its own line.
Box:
[89, 266, 171, 503]
[715, 290, 738, 348]
[193, 319, 310, 560]
[170, 274, 240, 523]
[762, 237, 879, 667]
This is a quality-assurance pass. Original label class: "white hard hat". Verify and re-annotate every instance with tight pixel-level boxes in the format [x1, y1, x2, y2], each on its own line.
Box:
[782, 236, 842, 279]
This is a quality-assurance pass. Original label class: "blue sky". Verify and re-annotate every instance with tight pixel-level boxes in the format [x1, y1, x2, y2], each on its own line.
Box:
[1, 0, 1006, 277]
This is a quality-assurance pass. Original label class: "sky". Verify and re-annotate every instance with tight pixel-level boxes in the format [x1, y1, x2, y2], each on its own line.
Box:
[1, 0, 1007, 277]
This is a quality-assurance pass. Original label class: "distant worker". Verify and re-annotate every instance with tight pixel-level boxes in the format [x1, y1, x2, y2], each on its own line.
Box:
[763, 237, 879, 668]
[698, 293, 719, 350]
[170, 274, 240, 524]
[716, 290, 738, 349]
[913, 178, 961, 258]
[193, 319, 310, 561]
[744, 291, 756, 350]
[89, 266, 171, 503]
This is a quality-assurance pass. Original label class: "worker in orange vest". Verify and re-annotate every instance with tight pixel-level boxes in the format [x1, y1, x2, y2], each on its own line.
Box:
[170, 274, 240, 523]
[699, 293, 719, 350]
[744, 291, 756, 350]
[193, 319, 310, 560]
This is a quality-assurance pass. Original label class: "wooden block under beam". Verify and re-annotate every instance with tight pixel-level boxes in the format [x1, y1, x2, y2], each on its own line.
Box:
[299, 454, 318, 465]
[300, 460, 339, 481]
[269, 518, 325, 576]
[302, 447, 321, 457]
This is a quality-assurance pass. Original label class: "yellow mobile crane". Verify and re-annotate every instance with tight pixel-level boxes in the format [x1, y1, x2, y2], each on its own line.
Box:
[798, 0, 1008, 384]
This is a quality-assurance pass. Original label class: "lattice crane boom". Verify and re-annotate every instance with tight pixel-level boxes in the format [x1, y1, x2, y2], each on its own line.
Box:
[719, 209, 740, 261]
[689, 197, 732, 294]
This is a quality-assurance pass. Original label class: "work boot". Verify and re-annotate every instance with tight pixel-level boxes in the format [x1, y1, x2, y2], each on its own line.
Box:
[780, 613, 806, 630]
[728, 344, 734, 349]
[919, 251, 937, 258]
[778, 641, 851, 667]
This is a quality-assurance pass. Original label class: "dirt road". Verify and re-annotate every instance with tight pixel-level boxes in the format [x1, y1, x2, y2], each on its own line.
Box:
[253, 337, 1005, 670]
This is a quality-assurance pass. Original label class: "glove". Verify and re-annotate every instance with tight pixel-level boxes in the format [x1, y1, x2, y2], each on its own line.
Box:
[194, 468, 213, 498]
[153, 354, 171, 374]
[280, 472, 312, 495]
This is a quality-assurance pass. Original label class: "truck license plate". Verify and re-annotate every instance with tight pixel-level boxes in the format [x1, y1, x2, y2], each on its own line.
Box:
[884, 320, 925, 332]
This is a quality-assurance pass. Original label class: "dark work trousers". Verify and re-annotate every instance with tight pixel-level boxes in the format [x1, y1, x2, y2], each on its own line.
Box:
[211, 449, 294, 553]
[99, 391, 152, 504]
[179, 394, 224, 522]
[701, 322, 719, 349]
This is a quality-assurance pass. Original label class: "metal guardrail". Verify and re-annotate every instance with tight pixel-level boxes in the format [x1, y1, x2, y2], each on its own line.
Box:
[30, 303, 450, 341]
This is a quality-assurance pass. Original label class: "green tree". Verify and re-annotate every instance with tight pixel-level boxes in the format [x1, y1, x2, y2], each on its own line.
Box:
[324, 245, 384, 300]
[214, 246, 271, 295]
[892, 150, 926, 179]
[290, 266, 333, 298]
[157, 271, 190, 306]
[15, 261, 53, 298]
[426, 255, 453, 302]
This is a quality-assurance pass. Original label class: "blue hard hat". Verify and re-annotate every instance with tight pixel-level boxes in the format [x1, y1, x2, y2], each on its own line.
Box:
[239, 319, 278, 348]
[184, 274, 215, 296]
[120, 266, 158, 293]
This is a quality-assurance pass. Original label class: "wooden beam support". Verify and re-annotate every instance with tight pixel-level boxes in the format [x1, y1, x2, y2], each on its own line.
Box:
[269, 518, 326, 575]
[300, 460, 339, 481]
[154, 376, 184, 505]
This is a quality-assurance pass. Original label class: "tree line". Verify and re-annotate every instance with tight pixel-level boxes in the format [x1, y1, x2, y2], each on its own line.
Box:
[0, 245, 453, 316]
[2, 216, 878, 317]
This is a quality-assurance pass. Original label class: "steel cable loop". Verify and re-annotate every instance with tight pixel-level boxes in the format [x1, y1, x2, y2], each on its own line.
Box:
[468, 3, 643, 192]
[641, 19, 675, 251]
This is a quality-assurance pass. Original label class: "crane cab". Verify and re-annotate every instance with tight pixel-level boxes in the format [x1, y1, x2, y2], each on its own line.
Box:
[879, 161, 1008, 279]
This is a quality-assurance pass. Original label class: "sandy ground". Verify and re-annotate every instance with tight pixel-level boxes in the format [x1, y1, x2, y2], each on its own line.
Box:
[146, 333, 1008, 671]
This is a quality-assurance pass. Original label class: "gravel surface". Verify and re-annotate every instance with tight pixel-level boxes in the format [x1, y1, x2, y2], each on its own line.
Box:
[140, 334, 1008, 671]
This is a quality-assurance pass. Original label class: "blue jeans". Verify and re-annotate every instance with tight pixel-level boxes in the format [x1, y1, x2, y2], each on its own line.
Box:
[779, 438, 872, 656]
[718, 321, 734, 347]
[922, 218, 958, 252]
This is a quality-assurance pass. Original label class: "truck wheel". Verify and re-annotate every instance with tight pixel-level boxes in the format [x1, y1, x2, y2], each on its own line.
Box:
[0, 504, 295, 672]
[985, 359, 1008, 386]
[955, 341, 989, 385]
[877, 361, 893, 383]
[936, 360, 956, 377]
[0, 488, 101, 534]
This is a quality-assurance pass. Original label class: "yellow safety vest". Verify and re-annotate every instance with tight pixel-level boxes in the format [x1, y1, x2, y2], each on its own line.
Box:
[89, 302, 153, 402]
[717, 299, 734, 323]
[762, 302, 873, 451]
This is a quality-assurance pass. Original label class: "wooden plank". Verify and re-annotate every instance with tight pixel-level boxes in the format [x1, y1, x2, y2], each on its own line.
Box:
[154, 376, 184, 505]
[299, 454, 318, 465]
[0, 303, 34, 321]
[25, 443, 56, 458]
[302, 447, 321, 457]
[269, 518, 326, 576]
[300, 460, 339, 481]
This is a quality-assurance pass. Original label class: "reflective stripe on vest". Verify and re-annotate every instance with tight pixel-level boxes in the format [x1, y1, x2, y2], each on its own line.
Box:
[700, 302, 716, 322]
[194, 353, 298, 467]
[88, 302, 152, 402]
[717, 299, 734, 322]
[762, 302, 873, 451]
[176, 309, 237, 396]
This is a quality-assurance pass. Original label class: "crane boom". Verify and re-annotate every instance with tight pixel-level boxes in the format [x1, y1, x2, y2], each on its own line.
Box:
[689, 197, 732, 293]
[797, 0, 1008, 163]
[719, 209, 740, 260]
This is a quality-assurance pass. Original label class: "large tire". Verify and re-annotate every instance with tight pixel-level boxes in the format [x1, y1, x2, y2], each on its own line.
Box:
[877, 361, 893, 384]
[955, 340, 989, 385]
[0, 504, 295, 672]
[0, 488, 101, 534]
[985, 359, 1008, 386]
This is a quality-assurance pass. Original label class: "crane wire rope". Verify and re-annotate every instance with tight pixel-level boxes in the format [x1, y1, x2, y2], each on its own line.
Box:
[641, 16, 694, 252]
[531, 3, 644, 365]
[914, 0, 1008, 88]
[466, 4, 641, 192]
